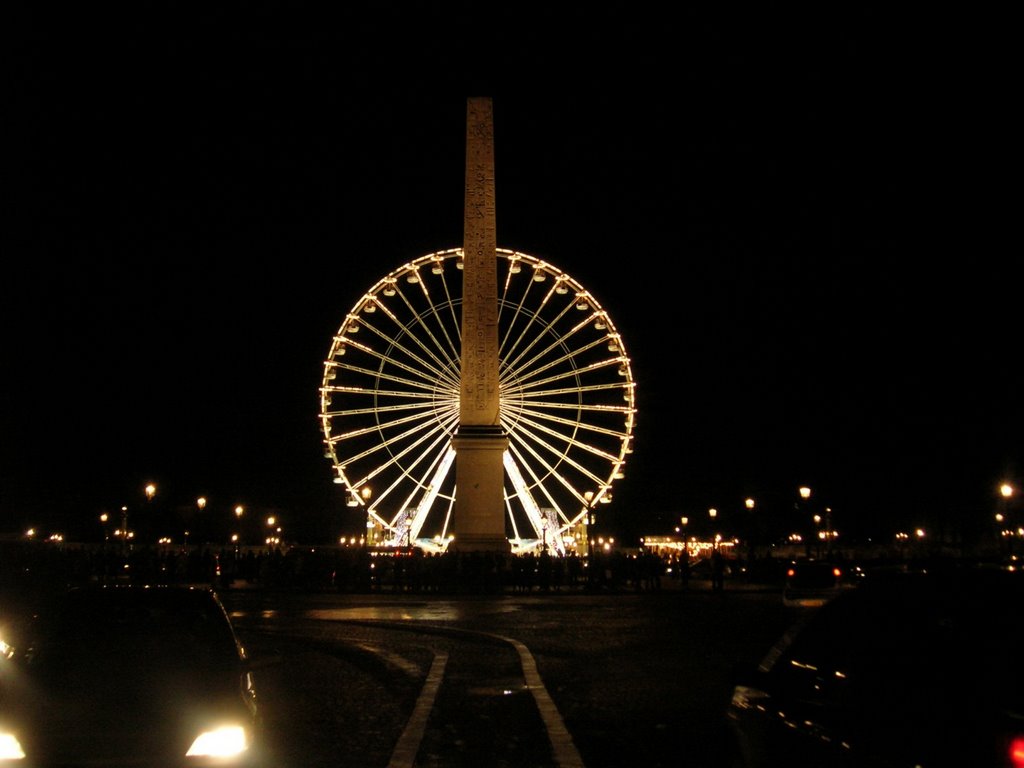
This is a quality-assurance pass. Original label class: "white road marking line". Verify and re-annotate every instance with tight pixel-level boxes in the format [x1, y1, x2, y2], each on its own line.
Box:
[498, 634, 586, 768]
[387, 651, 448, 768]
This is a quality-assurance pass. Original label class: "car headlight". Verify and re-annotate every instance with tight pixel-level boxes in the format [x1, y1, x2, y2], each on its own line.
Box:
[0, 730, 26, 760]
[185, 724, 250, 758]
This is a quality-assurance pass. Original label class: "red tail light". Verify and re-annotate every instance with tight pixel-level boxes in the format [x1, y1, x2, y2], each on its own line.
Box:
[1010, 735, 1024, 767]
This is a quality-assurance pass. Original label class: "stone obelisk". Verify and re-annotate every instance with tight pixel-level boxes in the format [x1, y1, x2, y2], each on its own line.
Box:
[451, 97, 509, 552]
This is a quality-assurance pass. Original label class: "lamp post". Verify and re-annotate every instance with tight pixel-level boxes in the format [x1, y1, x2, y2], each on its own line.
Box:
[194, 496, 206, 546]
[824, 506, 833, 557]
[583, 490, 596, 588]
[141, 483, 156, 543]
[266, 516, 282, 550]
[744, 498, 756, 560]
[999, 483, 1014, 557]
[798, 486, 812, 557]
[120, 505, 130, 554]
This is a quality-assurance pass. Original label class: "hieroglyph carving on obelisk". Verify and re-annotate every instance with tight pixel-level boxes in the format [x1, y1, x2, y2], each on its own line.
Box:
[451, 97, 510, 552]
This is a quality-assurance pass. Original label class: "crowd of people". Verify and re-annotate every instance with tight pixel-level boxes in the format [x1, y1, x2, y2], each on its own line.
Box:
[0, 539, 740, 596]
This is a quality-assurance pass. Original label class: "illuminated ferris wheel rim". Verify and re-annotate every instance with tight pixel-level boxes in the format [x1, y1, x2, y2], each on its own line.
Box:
[319, 246, 636, 554]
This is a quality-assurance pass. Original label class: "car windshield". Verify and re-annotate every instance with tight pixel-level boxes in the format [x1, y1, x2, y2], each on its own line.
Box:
[24, 587, 242, 688]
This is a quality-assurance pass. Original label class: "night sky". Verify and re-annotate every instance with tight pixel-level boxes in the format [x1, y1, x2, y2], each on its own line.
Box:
[3, 5, 1014, 547]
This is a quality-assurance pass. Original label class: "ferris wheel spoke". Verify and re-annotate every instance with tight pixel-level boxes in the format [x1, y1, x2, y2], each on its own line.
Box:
[506, 437, 593, 514]
[508, 420, 611, 490]
[421, 260, 464, 360]
[324, 386, 454, 404]
[349, 310, 462, 391]
[326, 405, 453, 444]
[330, 360, 459, 396]
[504, 340, 619, 394]
[339, 408, 456, 470]
[369, 424, 458, 527]
[497, 268, 568, 366]
[404, 445, 459, 542]
[511, 346, 625, 388]
[506, 451, 565, 527]
[511, 420, 622, 481]
[503, 453, 567, 551]
[323, 398, 458, 421]
[515, 382, 633, 404]
[500, 299, 580, 379]
[361, 277, 462, 379]
[496, 261, 578, 358]
[345, 428, 460, 523]
[504, 410, 624, 465]
[505, 401, 631, 441]
[389, 264, 463, 374]
[507, 358, 626, 399]
[506, 315, 611, 388]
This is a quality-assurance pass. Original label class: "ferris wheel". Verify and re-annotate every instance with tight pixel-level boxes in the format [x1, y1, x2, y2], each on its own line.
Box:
[319, 247, 636, 555]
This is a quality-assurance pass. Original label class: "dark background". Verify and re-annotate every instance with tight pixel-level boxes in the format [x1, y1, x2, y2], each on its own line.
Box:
[2, 4, 1014, 546]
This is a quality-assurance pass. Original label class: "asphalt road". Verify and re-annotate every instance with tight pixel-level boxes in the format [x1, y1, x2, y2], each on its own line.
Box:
[220, 585, 804, 768]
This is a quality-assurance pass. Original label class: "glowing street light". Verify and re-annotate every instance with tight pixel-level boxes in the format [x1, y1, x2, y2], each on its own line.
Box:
[998, 483, 1015, 556]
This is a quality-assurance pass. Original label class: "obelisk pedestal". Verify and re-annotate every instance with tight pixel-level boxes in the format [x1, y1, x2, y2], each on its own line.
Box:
[451, 97, 509, 553]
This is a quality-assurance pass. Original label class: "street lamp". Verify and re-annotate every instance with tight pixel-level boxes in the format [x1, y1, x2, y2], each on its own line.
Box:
[744, 498, 756, 559]
[120, 505, 130, 553]
[233, 505, 244, 546]
[824, 507, 834, 556]
[797, 487, 812, 557]
[266, 516, 282, 548]
[998, 483, 1013, 556]
[138, 484, 157, 543]
[194, 497, 206, 544]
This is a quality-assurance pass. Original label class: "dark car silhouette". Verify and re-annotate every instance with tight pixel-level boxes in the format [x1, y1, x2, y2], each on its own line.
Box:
[726, 564, 1024, 767]
[782, 558, 848, 607]
[0, 584, 264, 766]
